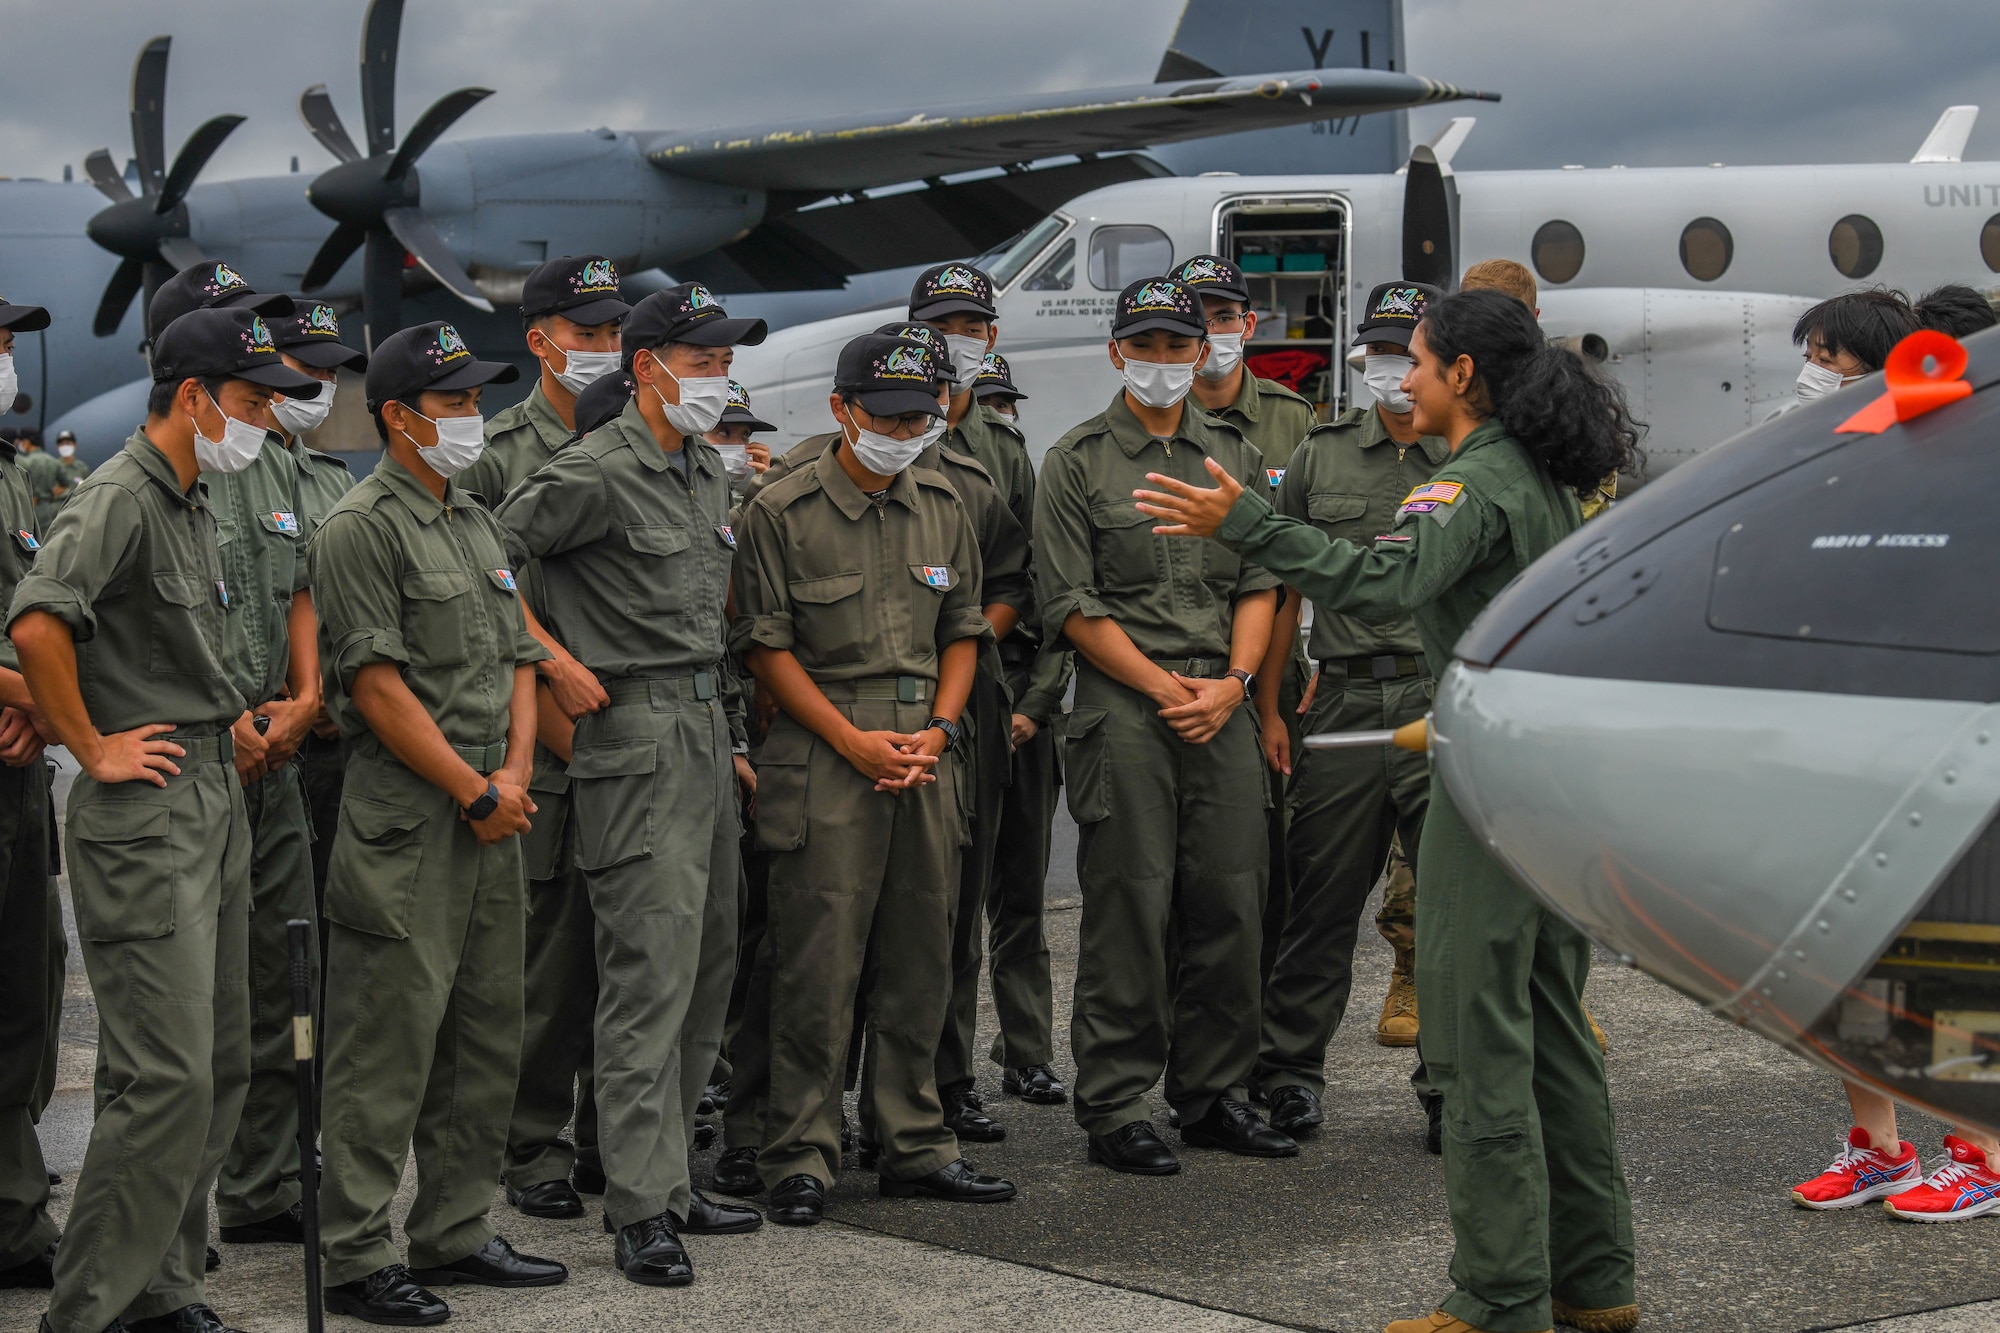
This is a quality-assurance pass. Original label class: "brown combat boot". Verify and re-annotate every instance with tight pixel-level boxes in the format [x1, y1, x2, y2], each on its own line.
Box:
[1553, 1297, 1639, 1332]
[1386, 1311, 1549, 1333]
[1376, 971, 1419, 1047]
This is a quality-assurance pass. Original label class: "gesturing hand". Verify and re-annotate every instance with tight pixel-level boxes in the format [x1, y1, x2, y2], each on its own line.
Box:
[1133, 457, 1244, 539]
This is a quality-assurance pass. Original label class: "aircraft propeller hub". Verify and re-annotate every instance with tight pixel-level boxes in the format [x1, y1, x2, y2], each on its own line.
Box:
[306, 158, 417, 228]
[84, 197, 188, 259]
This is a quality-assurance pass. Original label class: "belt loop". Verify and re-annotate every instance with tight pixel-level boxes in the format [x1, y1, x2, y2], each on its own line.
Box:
[218, 731, 234, 765]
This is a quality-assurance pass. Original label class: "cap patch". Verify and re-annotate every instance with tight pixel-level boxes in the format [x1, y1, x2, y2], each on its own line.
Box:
[682, 284, 719, 314]
[435, 324, 470, 363]
[1130, 281, 1183, 311]
[1375, 286, 1426, 319]
[244, 316, 276, 355]
[930, 265, 983, 297]
[1177, 257, 1231, 284]
[727, 381, 752, 409]
[209, 262, 247, 294]
[306, 304, 340, 336]
[576, 258, 619, 292]
[878, 345, 935, 382]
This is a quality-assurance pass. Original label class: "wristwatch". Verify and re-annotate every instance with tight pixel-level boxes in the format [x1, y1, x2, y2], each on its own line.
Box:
[925, 716, 965, 754]
[1226, 668, 1257, 701]
[465, 782, 501, 821]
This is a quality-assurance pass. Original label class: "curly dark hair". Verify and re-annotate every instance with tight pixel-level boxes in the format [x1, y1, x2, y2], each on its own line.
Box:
[1416, 289, 1644, 492]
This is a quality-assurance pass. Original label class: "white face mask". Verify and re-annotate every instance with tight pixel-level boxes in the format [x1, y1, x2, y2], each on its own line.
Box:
[57, 443, 76, 460]
[1795, 358, 1858, 405]
[192, 389, 267, 474]
[943, 335, 989, 390]
[844, 417, 931, 476]
[404, 410, 486, 478]
[1120, 355, 1198, 410]
[710, 441, 753, 486]
[1363, 354, 1416, 414]
[0, 354, 15, 409]
[1196, 332, 1243, 382]
[647, 355, 731, 437]
[271, 378, 335, 438]
[543, 338, 622, 397]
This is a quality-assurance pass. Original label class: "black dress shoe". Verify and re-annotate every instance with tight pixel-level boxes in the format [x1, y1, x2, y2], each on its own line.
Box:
[766, 1174, 825, 1227]
[507, 1178, 585, 1219]
[711, 1145, 762, 1196]
[942, 1087, 1006, 1143]
[1165, 1106, 1180, 1129]
[1424, 1094, 1443, 1156]
[614, 1214, 692, 1288]
[408, 1235, 566, 1288]
[1266, 1085, 1326, 1135]
[1087, 1120, 1180, 1175]
[707, 1079, 731, 1112]
[571, 1160, 607, 1195]
[46, 1169, 61, 1187]
[218, 1200, 304, 1244]
[856, 1139, 880, 1170]
[692, 1122, 717, 1152]
[324, 1264, 448, 1326]
[204, 1246, 220, 1272]
[123, 1303, 246, 1332]
[1001, 1064, 1068, 1104]
[0, 1238, 56, 1288]
[879, 1158, 1017, 1203]
[684, 1188, 763, 1234]
[1180, 1099, 1299, 1158]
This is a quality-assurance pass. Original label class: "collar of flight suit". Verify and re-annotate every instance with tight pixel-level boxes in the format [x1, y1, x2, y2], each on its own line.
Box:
[1103, 390, 1219, 460]
[372, 450, 464, 526]
[129, 428, 211, 507]
[606, 396, 724, 480]
[1353, 402, 1453, 466]
[816, 432, 923, 520]
[520, 382, 573, 453]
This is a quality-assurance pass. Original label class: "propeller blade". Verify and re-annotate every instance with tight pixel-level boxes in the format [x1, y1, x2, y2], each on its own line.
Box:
[382, 206, 493, 312]
[385, 88, 491, 184]
[92, 258, 146, 337]
[141, 260, 175, 334]
[298, 84, 362, 164]
[361, 226, 405, 354]
[157, 114, 245, 214]
[302, 221, 368, 292]
[156, 237, 207, 272]
[1401, 144, 1457, 291]
[83, 149, 133, 203]
[359, 0, 406, 158]
[129, 35, 171, 201]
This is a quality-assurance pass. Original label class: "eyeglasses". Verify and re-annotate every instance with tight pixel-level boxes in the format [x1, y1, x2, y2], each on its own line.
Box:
[1203, 311, 1248, 331]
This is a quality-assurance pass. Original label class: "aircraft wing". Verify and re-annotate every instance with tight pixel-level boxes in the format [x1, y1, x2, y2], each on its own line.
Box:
[645, 67, 1495, 194]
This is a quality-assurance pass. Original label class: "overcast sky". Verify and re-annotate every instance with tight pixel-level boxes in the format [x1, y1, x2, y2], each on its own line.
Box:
[2, 0, 1996, 182]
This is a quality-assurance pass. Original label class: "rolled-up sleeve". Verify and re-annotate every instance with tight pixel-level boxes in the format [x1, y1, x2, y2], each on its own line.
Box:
[8, 482, 140, 643]
[308, 509, 409, 689]
[728, 496, 795, 656]
[1030, 447, 1112, 632]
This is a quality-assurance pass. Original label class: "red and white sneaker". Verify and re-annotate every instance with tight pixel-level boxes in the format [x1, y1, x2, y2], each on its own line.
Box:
[1790, 1127, 1921, 1209]
[1884, 1137, 2000, 1222]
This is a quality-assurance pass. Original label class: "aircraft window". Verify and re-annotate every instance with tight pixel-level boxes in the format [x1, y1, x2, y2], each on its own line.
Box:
[1982, 215, 2000, 273]
[1679, 218, 1733, 282]
[1022, 238, 1075, 292]
[1089, 225, 1173, 291]
[1828, 215, 1884, 279]
[987, 214, 1069, 291]
[1531, 220, 1585, 285]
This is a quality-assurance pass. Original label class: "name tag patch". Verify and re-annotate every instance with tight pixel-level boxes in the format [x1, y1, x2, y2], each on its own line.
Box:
[922, 565, 952, 588]
[718, 525, 736, 549]
[270, 511, 300, 535]
[1401, 500, 1440, 513]
[216, 581, 230, 606]
[1265, 468, 1285, 488]
[491, 568, 517, 592]
[13, 529, 37, 551]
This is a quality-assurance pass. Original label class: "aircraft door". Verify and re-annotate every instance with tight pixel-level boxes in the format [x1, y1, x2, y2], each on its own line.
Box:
[1213, 195, 1351, 420]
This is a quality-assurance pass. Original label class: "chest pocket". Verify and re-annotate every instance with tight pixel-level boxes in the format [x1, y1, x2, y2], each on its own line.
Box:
[150, 570, 226, 677]
[788, 570, 866, 667]
[1307, 491, 1373, 545]
[400, 569, 473, 669]
[625, 523, 692, 617]
[1089, 500, 1161, 590]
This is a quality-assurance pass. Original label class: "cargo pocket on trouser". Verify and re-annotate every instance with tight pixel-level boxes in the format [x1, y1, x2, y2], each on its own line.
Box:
[950, 748, 974, 849]
[69, 798, 176, 942]
[1061, 705, 1112, 826]
[324, 796, 429, 940]
[568, 738, 659, 872]
[750, 726, 813, 852]
[521, 756, 573, 881]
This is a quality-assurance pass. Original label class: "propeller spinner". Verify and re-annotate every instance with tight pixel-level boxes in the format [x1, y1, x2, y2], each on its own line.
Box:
[297, 0, 494, 352]
[82, 36, 246, 337]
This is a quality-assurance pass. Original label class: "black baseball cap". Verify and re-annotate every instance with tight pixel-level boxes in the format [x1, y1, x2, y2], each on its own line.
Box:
[1111, 277, 1205, 339]
[874, 323, 957, 385]
[720, 380, 773, 432]
[972, 350, 1027, 401]
[908, 263, 996, 321]
[1353, 281, 1444, 349]
[364, 320, 519, 412]
[0, 299, 50, 333]
[835, 334, 946, 419]
[623, 283, 767, 355]
[146, 260, 292, 342]
[150, 307, 323, 396]
[522, 254, 630, 328]
[571, 369, 636, 440]
[273, 302, 368, 371]
[1170, 254, 1250, 305]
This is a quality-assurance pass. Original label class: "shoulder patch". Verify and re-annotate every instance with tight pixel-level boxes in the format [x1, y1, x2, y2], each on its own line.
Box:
[1403, 481, 1464, 506]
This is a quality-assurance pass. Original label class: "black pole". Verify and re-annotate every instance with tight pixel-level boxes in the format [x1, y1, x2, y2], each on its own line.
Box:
[287, 918, 325, 1333]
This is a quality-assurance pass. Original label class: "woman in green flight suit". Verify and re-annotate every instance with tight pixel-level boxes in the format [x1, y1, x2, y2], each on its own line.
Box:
[1135, 290, 1644, 1333]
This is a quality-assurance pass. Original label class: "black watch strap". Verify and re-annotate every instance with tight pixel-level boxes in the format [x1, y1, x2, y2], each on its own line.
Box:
[1226, 667, 1256, 699]
[465, 781, 501, 821]
[926, 716, 964, 753]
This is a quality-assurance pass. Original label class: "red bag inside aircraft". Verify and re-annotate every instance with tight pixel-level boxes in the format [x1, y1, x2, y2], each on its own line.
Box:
[1245, 350, 1329, 392]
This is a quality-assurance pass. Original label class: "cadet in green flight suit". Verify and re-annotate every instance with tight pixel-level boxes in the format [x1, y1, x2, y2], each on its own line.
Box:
[1249, 281, 1449, 1139]
[0, 296, 61, 1297]
[1033, 277, 1292, 1175]
[475, 256, 633, 1223]
[12, 305, 323, 1333]
[51, 432, 88, 521]
[19, 443, 60, 541]
[500, 284, 770, 1286]
[1135, 289, 1640, 1333]
[734, 332, 1016, 1226]
[311, 321, 566, 1327]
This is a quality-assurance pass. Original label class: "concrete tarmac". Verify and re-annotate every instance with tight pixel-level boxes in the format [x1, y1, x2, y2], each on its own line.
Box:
[7, 764, 1999, 1332]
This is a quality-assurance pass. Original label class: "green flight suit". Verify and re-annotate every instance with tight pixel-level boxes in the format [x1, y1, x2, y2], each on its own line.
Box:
[309, 456, 548, 1286]
[11, 430, 252, 1333]
[283, 440, 354, 917]
[21, 450, 61, 540]
[210, 436, 319, 1232]
[1033, 393, 1280, 1137]
[0, 438, 57, 1276]
[732, 448, 989, 1190]
[1216, 418, 1634, 1333]
[52, 455, 89, 523]
[1253, 407, 1447, 1099]
[476, 385, 599, 1194]
[498, 399, 743, 1228]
